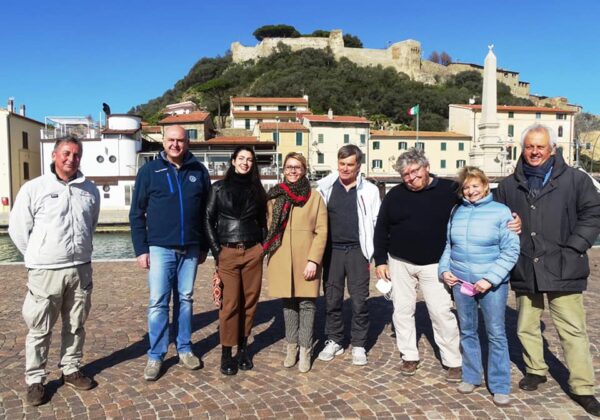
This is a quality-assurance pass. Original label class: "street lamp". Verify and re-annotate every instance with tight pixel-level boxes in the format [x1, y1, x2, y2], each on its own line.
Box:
[589, 134, 600, 174]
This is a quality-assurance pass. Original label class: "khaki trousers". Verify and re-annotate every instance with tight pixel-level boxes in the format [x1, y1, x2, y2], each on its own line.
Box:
[517, 292, 595, 395]
[23, 264, 93, 385]
[218, 244, 263, 346]
[388, 256, 462, 367]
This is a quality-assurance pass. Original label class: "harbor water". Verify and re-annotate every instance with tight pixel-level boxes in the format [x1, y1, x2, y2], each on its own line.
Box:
[0, 232, 135, 263]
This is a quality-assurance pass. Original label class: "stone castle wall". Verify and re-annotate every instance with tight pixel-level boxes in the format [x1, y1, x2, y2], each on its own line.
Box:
[231, 30, 530, 98]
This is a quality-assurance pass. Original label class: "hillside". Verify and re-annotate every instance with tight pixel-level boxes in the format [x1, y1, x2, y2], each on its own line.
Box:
[130, 45, 532, 130]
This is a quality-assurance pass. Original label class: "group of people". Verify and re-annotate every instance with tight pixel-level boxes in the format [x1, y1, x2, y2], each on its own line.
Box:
[8, 123, 600, 416]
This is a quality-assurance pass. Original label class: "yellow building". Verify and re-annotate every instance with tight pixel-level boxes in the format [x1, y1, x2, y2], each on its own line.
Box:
[254, 122, 309, 167]
[368, 130, 472, 179]
[0, 101, 43, 211]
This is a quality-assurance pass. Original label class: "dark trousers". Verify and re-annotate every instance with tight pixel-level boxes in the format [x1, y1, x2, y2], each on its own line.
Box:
[218, 244, 263, 346]
[323, 247, 370, 347]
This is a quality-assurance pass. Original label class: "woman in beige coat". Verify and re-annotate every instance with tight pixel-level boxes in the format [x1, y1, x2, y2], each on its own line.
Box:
[264, 152, 328, 373]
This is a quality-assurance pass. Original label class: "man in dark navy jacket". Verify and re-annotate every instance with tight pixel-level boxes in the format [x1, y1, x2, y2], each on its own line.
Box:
[130, 125, 211, 381]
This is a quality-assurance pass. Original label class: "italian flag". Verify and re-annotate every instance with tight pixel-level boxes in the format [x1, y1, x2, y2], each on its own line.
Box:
[407, 104, 419, 116]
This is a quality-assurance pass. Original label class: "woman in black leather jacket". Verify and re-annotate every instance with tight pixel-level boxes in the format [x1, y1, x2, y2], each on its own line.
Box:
[205, 146, 267, 375]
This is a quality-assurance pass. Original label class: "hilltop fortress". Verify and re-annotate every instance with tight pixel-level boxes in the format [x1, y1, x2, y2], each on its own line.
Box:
[232, 30, 531, 99]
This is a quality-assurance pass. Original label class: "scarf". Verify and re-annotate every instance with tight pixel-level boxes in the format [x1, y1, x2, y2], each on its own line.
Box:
[522, 156, 555, 199]
[263, 176, 311, 258]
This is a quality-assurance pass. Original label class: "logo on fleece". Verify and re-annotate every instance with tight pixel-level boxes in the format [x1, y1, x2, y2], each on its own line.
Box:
[189, 175, 197, 183]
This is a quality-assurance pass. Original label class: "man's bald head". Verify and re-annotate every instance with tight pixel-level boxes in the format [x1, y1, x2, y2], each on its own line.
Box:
[162, 125, 189, 166]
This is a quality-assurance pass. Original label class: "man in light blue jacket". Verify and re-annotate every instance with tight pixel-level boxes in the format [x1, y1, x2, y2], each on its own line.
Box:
[9, 136, 100, 406]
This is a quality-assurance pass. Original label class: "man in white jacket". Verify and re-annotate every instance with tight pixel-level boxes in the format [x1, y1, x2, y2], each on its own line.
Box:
[9, 136, 100, 406]
[316, 145, 380, 365]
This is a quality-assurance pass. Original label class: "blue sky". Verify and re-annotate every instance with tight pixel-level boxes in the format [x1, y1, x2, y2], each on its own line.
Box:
[2, 0, 599, 123]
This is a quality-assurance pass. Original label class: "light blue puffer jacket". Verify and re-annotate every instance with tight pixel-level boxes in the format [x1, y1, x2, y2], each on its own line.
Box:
[438, 193, 520, 286]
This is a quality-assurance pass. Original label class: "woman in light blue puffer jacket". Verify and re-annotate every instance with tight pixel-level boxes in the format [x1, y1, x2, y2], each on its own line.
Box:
[438, 166, 520, 406]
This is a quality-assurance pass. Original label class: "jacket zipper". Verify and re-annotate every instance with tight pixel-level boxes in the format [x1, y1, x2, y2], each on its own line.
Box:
[174, 168, 185, 245]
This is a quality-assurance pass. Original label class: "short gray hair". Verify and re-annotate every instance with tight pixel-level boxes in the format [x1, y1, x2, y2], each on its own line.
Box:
[394, 147, 429, 174]
[337, 144, 363, 164]
[54, 135, 83, 153]
[520, 124, 557, 148]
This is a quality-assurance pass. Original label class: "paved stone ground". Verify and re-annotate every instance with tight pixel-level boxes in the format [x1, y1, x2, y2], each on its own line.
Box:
[1, 252, 599, 419]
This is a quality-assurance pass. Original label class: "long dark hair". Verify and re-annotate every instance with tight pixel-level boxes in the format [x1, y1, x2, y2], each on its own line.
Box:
[224, 145, 267, 205]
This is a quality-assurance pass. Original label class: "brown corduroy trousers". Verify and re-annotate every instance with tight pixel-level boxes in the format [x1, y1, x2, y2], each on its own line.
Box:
[218, 244, 263, 346]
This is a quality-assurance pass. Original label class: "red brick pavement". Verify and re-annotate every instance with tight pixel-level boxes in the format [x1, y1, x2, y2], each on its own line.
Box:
[0, 251, 599, 419]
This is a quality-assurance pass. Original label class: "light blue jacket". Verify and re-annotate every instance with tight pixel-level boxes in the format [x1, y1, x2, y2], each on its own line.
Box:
[438, 193, 520, 286]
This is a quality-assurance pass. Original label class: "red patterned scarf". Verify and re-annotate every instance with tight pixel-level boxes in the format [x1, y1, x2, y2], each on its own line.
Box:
[263, 176, 311, 258]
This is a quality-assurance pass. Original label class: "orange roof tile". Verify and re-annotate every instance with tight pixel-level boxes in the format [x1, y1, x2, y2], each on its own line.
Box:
[451, 105, 576, 114]
[370, 130, 471, 139]
[258, 122, 308, 132]
[304, 115, 369, 124]
[158, 111, 211, 124]
[142, 125, 161, 133]
[231, 97, 308, 105]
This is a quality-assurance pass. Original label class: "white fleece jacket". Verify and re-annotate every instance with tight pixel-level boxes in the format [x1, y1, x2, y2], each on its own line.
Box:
[316, 172, 381, 261]
[9, 172, 100, 269]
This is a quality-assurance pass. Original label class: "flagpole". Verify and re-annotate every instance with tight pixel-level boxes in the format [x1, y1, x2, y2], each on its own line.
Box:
[416, 104, 419, 142]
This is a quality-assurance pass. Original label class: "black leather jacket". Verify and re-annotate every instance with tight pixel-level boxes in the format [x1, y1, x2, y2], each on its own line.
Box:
[205, 178, 266, 258]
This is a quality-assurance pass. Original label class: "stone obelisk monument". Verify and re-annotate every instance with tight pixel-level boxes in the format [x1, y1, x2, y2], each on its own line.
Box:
[469, 45, 504, 175]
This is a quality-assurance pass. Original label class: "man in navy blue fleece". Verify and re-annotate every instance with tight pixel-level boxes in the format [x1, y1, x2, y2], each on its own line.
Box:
[130, 125, 211, 381]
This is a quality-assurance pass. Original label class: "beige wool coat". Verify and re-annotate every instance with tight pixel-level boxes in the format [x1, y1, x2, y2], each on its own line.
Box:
[266, 188, 328, 298]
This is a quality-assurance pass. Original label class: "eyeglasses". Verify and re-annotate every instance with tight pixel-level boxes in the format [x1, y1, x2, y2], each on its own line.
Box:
[284, 165, 303, 172]
[401, 166, 422, 179]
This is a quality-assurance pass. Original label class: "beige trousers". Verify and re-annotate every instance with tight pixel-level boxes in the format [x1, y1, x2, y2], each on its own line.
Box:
[22, 264, 93, 385]
[517, 292, 596, 395]
[388, 256, 462, 367]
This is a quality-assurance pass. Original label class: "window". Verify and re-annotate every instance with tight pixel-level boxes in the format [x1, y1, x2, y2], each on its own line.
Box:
[96, 155, 105, 163]
[186, 129, 197, 140]
[256, 105, 262, 111]
[440, 159, 446, 169]
[373, 141, 380, 150]
[535, 112, 541, 119]
[296, 132, 303, 146]
[103, 185, 111, 192]
[272, 132, 279, 145]
[456, 159, 466, 168]
[458, 142, 464, 151]
[556, 113, 565, 120]
[558, 126, 563, 137]
[318, 133, 324, 144]
[372, 159, 383, 169]
[244, 105, 249, 111]
[22, 132, 28, 149]
[398, 141, 407, 150]
[317, 152, 324, 164]
[109, 155, 117, 163]
[508, 111, 514, 119]
[440, 142, 446, 151]
[508, 125, 514, 137]
[415, 142, 424, 151]
[506, 146, 514, 161]
[278, 105, 286, 111]
[360, 134, 366, 145]
[245, 119, 250, 129]
[23, 162, 29, 180]
[344, 134, 350, 144]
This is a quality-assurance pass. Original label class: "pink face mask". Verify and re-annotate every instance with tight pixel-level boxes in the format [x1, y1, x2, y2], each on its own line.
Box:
[459, 280, 478, 296]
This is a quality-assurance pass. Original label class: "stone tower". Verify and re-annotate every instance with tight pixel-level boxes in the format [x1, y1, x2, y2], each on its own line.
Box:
[469, 45, 504, 175]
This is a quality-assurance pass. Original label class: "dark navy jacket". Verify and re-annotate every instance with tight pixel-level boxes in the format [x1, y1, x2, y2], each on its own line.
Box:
[129, 151, 210, 256]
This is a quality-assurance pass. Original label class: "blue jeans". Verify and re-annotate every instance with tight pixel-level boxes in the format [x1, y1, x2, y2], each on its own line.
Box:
[453, 282, 511, 394]
[147, 245, 200, 361]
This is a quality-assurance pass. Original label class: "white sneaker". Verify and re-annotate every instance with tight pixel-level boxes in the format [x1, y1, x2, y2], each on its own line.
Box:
[352, 346, 367, 366]
[317, 340, 344, 361]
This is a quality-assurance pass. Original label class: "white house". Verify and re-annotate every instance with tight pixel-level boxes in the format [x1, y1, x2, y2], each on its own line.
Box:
[40, 114, 142, 209]
[230, 96, 310, 131]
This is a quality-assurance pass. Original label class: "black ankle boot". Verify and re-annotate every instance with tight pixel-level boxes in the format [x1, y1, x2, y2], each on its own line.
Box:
[237, 337, 253, 371]
[220, 346, 238, 376]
